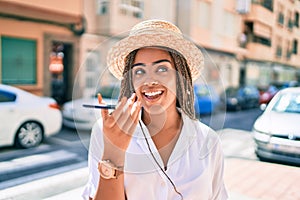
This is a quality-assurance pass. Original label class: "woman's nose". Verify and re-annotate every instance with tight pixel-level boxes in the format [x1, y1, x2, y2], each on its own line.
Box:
[143, 81, 158, 86]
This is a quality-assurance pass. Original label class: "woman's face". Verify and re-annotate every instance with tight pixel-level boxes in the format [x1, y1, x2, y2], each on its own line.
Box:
[131, 47, 177, 113]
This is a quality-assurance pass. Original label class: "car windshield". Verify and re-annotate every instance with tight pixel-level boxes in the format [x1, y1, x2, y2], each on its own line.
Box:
[272, 92, 300, 113]
[225, 87, 238, 97]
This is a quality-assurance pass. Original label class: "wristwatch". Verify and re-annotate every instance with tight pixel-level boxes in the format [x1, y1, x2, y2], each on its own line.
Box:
[98, 160, 122, 179]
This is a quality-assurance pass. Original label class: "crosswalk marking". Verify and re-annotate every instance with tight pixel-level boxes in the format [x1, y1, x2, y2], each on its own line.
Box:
[0, 150, 78, 174]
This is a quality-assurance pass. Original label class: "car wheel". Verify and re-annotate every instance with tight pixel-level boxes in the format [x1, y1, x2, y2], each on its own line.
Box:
[15, 121, 44, 148]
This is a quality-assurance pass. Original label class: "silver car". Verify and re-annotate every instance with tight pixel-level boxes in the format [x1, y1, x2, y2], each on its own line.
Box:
[62, 86, 119, 130]
[252, 87, 300, 165]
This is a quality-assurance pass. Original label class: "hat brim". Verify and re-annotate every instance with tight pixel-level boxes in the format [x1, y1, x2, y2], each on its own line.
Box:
[107, 33, 204, 81]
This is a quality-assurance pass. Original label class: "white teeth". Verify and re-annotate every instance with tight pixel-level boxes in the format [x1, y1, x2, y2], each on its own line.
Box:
[144, 91, 162, 96]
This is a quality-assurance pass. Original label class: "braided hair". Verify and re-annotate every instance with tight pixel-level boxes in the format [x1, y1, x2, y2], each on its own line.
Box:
[118, 47, 196, 120]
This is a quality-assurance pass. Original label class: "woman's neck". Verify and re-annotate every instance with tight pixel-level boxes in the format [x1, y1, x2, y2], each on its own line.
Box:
[142, 106, 182, 136]
[142, 106, 183, 167]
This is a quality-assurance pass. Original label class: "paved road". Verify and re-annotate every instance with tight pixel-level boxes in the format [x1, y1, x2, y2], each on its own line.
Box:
[0, 108, 262, 191]
[2, 128, 299, 200]
[0, 127, 90, 190]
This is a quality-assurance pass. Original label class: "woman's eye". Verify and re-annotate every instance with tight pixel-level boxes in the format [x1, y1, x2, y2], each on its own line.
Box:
[134, 68, 145, 75]
[157, 66, 168, 72]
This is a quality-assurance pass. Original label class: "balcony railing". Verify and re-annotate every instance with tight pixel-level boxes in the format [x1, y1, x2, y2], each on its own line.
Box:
[246, 42, 273, 60]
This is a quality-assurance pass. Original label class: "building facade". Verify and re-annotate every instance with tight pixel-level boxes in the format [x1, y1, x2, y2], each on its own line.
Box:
[79, 0, 242, 97]
[1, 0, 300, 101]
[0, 0, 84, 104]
[240, 0, 300, 88]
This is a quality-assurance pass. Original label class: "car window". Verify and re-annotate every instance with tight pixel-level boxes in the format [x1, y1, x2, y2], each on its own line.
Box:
[195, 86, 210, 97]
[242, 86, 259, 97]
[226, 87, 238, 97]
[0, 90, 17, 102]
[272, 93, 300, 113]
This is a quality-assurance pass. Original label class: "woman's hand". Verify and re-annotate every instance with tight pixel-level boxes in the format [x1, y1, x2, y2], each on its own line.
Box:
[98, 93, 141, 164]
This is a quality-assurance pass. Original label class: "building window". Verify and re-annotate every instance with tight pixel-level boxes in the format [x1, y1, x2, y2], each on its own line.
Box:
[286, 40, 292, 59]
[295, 12, 299, 27]
[262, 0, 273, 11]
[277, 12, 284, 25]
[287, 10, 293, 30]
[119, 0, 144, 18]
[254, 36, 271, 46]
[293, 39, 298, 54]
[252, 0, 273, 11]
[275, 36, 282, 57]
[277, 3, 284, 25]
[276, 46, 282, 57]
[96, 0, 109, 15]
[1, 36, 37, 85]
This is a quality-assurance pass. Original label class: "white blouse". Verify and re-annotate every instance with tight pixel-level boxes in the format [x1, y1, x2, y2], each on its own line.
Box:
[82, 112, 228, 200]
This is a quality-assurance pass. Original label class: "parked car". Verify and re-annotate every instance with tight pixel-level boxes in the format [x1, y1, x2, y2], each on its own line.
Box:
[62, 85, 119, 130]
[0, 84, 62, 148]
[252, 87, 300, 165]
[258, 85, 278, 104]
[220, 85, 260, 111]
[194, 84, 220, 116]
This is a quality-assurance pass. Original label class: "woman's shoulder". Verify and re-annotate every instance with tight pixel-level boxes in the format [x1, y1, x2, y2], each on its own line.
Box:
[183, 115, 218, 138]
[183, 116, 222, 156]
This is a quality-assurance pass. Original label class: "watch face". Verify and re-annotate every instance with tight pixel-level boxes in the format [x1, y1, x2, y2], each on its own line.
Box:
[99, 161, 116, 179]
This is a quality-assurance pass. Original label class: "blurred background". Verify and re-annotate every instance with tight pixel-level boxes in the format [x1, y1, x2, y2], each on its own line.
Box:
[0, 0, 299, 101]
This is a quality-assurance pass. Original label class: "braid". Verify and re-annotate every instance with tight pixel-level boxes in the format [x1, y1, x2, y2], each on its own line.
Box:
[119, 49, 138, 101]
[119, 47, 196, 120]
[169, 50, 196, 120]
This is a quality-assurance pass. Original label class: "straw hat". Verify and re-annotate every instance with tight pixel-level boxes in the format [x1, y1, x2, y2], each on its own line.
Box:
[107, 19, 204, 81]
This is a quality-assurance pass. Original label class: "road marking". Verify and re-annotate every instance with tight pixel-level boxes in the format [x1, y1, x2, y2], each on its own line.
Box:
[0, 150, 78, 174]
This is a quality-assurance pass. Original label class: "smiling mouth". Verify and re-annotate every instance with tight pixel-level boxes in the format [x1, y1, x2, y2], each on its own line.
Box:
[143, 90, 163, 100]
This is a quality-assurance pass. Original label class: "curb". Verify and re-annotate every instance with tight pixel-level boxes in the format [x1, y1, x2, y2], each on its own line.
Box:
[0, 167, 88, 200]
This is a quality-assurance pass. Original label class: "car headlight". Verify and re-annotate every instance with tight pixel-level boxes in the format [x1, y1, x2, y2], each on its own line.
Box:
[229, 98, 238, 105]
[252, 128, 271, 142]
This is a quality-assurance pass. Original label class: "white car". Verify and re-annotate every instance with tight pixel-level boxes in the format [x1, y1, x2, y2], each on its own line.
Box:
[62, 86, 119, 130]
[252, 87, 300, 165]
[0, 84, 62, 148]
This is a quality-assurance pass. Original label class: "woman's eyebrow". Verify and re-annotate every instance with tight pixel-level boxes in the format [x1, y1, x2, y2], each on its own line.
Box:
[132, 59, 171, 68]
[132, 63, 146, 68]
[152, 59, 171, 65]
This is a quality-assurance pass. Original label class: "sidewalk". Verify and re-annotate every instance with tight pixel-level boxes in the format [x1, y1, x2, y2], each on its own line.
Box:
[224, 158, 300, 200]
[1, 158, 299, 200]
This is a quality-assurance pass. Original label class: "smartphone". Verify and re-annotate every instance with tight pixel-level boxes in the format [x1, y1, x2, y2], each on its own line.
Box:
[82, 104, 116, 109]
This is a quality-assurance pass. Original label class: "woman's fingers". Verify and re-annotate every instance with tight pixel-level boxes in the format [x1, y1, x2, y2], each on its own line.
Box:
[111, 97, 127, 122]
[127, 100, 142, 133]
[110, 94, 141, 135]
[97, 93, 109, 119]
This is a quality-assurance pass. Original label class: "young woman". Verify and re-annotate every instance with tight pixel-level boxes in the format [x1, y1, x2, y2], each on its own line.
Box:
[82, 19, 228, 200]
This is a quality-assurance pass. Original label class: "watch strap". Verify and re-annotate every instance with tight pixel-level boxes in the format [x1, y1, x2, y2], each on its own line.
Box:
[98, 160, 123, 179]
